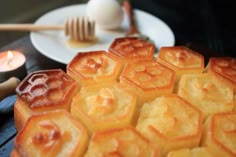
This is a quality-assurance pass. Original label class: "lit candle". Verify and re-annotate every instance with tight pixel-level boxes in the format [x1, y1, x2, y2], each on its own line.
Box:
[0, 50, 26, 82]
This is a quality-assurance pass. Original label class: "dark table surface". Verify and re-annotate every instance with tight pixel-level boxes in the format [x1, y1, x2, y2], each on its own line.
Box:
[0, 0, 235, 156]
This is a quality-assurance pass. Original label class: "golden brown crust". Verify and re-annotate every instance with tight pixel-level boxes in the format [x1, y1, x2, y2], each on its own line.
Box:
[16, 69, 78, 110]
[157, 46, 204, 88]
[201, 112, 236, 157]
[67, 51, 123, 87]
[14, 69, 78, 131]
[157, 46, 204, 70]
[207, 57, 236, 89]
[120, 60, 175, 106]
[108, 37, 155, 62]
[14, 110, 89, 157]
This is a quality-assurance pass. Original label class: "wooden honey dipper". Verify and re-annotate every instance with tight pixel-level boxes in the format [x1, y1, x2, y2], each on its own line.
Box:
[0, 17, 95, 41]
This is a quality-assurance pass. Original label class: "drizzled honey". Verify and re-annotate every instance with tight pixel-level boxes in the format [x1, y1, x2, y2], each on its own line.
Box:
[66, 37, 99, 48]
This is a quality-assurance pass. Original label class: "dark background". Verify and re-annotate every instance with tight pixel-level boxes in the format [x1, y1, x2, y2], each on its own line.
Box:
[132, 0, 235, 58]
[0, 0, 235, 58]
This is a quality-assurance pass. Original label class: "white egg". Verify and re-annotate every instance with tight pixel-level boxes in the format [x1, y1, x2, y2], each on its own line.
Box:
[86, 0, 124, 29]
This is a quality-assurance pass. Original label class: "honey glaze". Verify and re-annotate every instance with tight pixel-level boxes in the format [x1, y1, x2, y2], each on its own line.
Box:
[66, 37, 99, 48]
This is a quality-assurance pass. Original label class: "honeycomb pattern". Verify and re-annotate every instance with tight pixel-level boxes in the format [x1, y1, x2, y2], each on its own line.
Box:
[120, 60, 175, 90]
[16, 69, 78, 109]
[14, 110, 89, 157]
[12, 37, 235, 157]
[67, 51, 122, 86]
[208, 57, 236, 84]
[120, 60, 175, 106]
[109, 37, 155, 61]
[201, 112, 236, 157]
[158, 46, 204, 70]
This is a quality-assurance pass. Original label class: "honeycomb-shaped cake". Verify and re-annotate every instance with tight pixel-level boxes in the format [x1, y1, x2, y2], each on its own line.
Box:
[157, 46, 204, 84]
[14, 69, 78, 130]
[206, 57, 236, 89]
[136, 94, 202, 157]
[12, 37, 236, 157]
[109, 37, 155, 62]
[178, 73, 234, 121]
[67, 51, 122, 87]
[84, 127, 159, 157]
[201, 112, 236, 157]
[71, 83, 138, 134]
[206, 57, 236, 109]
[120, 60, 175, 106]
[13, 110, 89, 157]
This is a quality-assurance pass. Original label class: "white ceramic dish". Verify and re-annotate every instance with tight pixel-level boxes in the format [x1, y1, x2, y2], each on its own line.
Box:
[30, 4, 175, 64]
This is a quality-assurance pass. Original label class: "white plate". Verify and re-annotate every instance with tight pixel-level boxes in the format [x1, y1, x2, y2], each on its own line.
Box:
[30, 4, 175, 64]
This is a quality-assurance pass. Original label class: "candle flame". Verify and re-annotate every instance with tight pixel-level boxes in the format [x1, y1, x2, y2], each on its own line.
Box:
[7, 51, 14, 59]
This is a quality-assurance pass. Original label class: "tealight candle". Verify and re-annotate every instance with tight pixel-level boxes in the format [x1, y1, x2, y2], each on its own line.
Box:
[0, 50, 26, 82]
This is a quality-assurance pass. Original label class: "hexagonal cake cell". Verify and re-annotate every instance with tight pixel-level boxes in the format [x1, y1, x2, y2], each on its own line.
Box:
[207, 57, 236, 109]
[206, 57, 236, 90]
[120, 60, 175, 106]
[67, 51, 122, 88]
[84, 127, 159, 157]
[136, 94, 202, 157]
[157, 46, 204, 86]
[201, 112, 236, 157]
[108, 37, 155, 62]
[71, 83, 138, 134]
[14, 69, 79, 130]
[14, 110, 89, 157]
[177, 73, 234, 121]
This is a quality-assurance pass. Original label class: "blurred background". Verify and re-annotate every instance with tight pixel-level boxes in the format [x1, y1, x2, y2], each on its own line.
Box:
[0, 0, 87, 47]
[0, 0, 235, 57]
